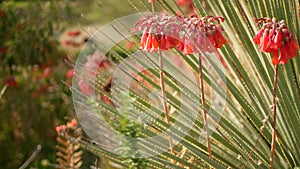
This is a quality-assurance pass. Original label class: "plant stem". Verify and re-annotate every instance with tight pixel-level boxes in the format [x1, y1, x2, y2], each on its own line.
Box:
[270, 64, 279, 169]
[159, 50, 174, 155]
[198, 53, 212, 161]
[151, 0, 155, 12]
[19, 144, 42, 169]
[0, 84, 8, 99]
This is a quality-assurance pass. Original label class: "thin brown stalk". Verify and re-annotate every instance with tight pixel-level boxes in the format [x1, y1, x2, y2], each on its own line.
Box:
[0, 84, 8, 99]
[151, 0, 155, 12]
[159, 50, 174, 155]
[198, 53, 212, 163]
[270, 64, 279, 169]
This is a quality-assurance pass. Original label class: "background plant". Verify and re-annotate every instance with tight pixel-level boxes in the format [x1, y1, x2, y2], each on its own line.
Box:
[73, 0, 300, 169]
[1, 0, 299, 168]
[0, 0, 148, 168]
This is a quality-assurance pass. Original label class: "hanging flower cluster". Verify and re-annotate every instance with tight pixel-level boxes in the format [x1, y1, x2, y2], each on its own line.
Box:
[132, 14, 182, 52]
[178, 15, 226, 55]
[254, 17, 299, 64]
[132, 14, 226, 55]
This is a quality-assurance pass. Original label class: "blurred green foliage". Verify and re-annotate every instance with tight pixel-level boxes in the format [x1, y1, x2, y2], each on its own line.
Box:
[0, 1, 73, 168]
[0, 0, 150, 168]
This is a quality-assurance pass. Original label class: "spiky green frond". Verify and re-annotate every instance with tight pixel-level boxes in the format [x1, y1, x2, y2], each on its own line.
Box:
[75, 0, 300, 168]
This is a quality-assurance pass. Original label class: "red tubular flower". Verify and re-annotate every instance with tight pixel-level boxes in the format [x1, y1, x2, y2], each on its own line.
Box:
[214, 30, 227, 48]
[273, 30, 282, 48]
[260, 29, 270, 52]
[254, 18, 299, 65]
[165, 36, 179, 49]
[152, 34, 160, 51]
[288, 37, 299, 56]
[178, 36, 195, 55]
[140, 33, 159, 52]
[140, 33, 149, 50]
[254, 28, 264, 44]
[139, 32, 178, 52]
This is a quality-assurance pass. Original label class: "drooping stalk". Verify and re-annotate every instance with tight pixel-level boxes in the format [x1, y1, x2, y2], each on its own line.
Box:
[270, 64, 279, 169]
[159, 50, 175, 155]
[198, 53, 212, 161]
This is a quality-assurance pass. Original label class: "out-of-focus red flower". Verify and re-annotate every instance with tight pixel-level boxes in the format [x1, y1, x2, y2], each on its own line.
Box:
[99, 59, 112, 70]
[101, 95, 114, 105]
[31, 91, 38, 98]
[55, 125, 67, 133]
[79, 80, 93, 95]
[78, 51, 112, 95]
[39, 85, 48, 94]
[5, 76, 18, 87]
[41, 67, 51, 78]
[176, 0, 192, 6]
[125, 41, 136, 50]
[61, 40, 82, 48]
[71, 41, 82, 47]
[66, 69, 74, 78]
[67, 30, 81, 37]
[148, 0, 154, 3]
[62, 40, 73, 46]
[67, 119, 78, 128]
[176, 0, 194, 11]
[254, 18, 299, 64]
[0, 10, 6, 18]
[83, 51, 111, 76]
[0, 47, 7, 54]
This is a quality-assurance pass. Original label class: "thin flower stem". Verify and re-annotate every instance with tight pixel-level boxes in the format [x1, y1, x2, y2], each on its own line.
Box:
[151, 1, 155, 12]
[159, 50, 175, 155]
[198, 53, 213, 162]
[270, 64, 279, 169]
